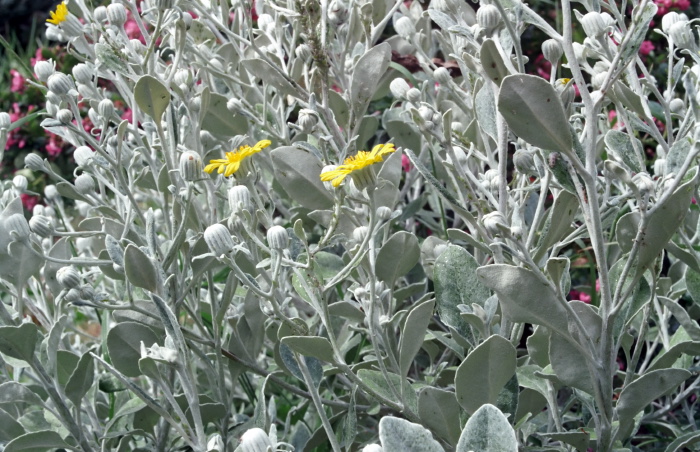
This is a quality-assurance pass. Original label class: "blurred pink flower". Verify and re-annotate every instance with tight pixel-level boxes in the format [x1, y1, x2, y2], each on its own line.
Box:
[46, 133, 63, 157]
[10, 69, 25, 93]
[30, 48, 45, 67]
[6, 103, 26, 150]
[639, 40, 654, 56]
[401, 154, 412, 173]
[20, 194, 39, 211]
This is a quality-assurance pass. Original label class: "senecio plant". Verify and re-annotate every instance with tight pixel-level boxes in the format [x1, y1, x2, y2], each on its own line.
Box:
[1, 0, 700, 450]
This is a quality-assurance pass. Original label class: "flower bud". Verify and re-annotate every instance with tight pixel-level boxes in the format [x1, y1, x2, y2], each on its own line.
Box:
[482, 169, 501, 190]
[267, 225, 289, 250]
[179, 151, 202, 182]
[328, 0, 349, 26]
[632, 172, 655, 194]
[580, 12, 610, 38]
[12, 175, 28, 192]
[25, 153, 46, 172]
[394, 16, 416, 39]
[482, 211, 509, 237]
[297, 108, 318, 133]
[653, 158, 666, 176]
[352, 226, 369, 243]
[204, 224, 234, 256]
[418, 106, 433, 123]
[98, 99, 114, 119]
[29, 214, 53, 238]
[295, 44, 312, 62]
[44, 185, 59, 201]
[389, 78, 411, 99]
[74, 146, 95, 167]
[93, 5, 108, 23]
[669, 98, 685, 114]
[227, 97, 244, 113]
[34, 60, 55, 83]
[173, 69, 191, 88]
[662, 12, 688, 34]
[57, 109, 73, 125]
[57, 266, 81, 289]
[74, 173, 96, 195]
[64, 288, 82, 303]
[591, 71, 608, 90]
[237, 428, 273, 452]
[107, 3, 127, 27]
[542, 39, 563, 64]
[433, 67, 451, 85]
[228, 185, 252, 213]
[376, 206, 392, 221]
[669, 21, 697, 51]
[513, 149, 537, 176]
[7, 213, 31, 241]
[47, 72, 75, 96]
[406, 88, 421, 104]
[477, 5, 501, 33]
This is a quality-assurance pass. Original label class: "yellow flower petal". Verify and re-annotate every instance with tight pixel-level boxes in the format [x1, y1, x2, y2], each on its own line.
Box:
[319, 143, 395, 187]
[204, 140, 271, 178]
[47, 2, 69, 25]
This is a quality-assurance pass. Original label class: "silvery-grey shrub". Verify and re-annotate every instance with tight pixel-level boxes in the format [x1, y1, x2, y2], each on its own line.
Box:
[0, 0, 698, 451]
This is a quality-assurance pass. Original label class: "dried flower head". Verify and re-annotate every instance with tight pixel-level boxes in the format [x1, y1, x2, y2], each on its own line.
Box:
[320, 143, 396, 187]
[47, 1, 69, 25]
[203, 140, 271, 177]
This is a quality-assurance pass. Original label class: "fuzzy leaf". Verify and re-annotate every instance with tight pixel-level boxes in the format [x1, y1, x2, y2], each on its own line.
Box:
[134, 75, 170, 121]
[498, 74, 573, 155]
[456, 404, 517, 452]
[376, 231, 420, 285]
[0, 323, 39, 363]
[379, 416, 444, 452]
[399, 299, 434, 377]
[123, 245, 158, 293]
[106, 322, 161, 378]
[271, 146, 333, 210]
[351, 43, 391, 119]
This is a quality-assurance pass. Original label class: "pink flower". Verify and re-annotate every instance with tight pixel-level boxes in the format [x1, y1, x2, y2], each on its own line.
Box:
[121, 108, 133, 123]
[20, 194, 39, 212]
[45, 133, 63, 157]
[10, 69, 25, 93]
[401, 154, 412, 173]
[639, 40, 654, 56]
[30, 48, 45, 68]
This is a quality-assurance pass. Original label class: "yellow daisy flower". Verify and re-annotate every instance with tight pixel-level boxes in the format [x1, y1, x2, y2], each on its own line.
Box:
[320, 143, 396, 187]
[47, 1, 69, 25]
[204, 140, 271, 177]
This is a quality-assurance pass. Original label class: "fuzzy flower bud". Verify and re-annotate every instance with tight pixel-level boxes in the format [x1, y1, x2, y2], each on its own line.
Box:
[580, 12, 611, 38]
[44, 185, 60, 202]
[477, 5, 501, 33]
[179, 151, 202, 182]
[295, 44, 312, 62]
[352, 226, 369, 243]
[513, 149, 537, 176]
[389, 78, 411, 99]
[7, 213, 31, 241]
[297, 108, 318, 133]
[653, 158, 666, 176]
[98, 99, 115, 119]
[204, 224, 235, 256]
[74, 174, 96, 195]
[34, 60, 55, 83]
[394, 16, 416, 39]
[24, 153, 46, 172]
[12, 175, 27, 192]
[328, 0, 349, 26]
[267, 226, 289, 250]
[47, 73, 75, 96]
[632, 172, 655, 194]
[669, 98, 685, 115]
[57, 109, 73, 125]
[662, 12, 688, 34]
[482, 211, 509, 237]
[107, 3, 127, 27]
[57, 266, 81, 289]
[237, 428, 273, 452]
[433, 67, 452, 85]
[669, 21, 697, 51]
[93, 6, 108, 23]
[542, 39, 563, 64]
[29, 214, 54, 238]
[74, 146, 95, 167]
[228, 185, 252, 213]
[406, 88, 421, 104]
[376, 206, 393, 221]
[72, 63, 93, 84]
